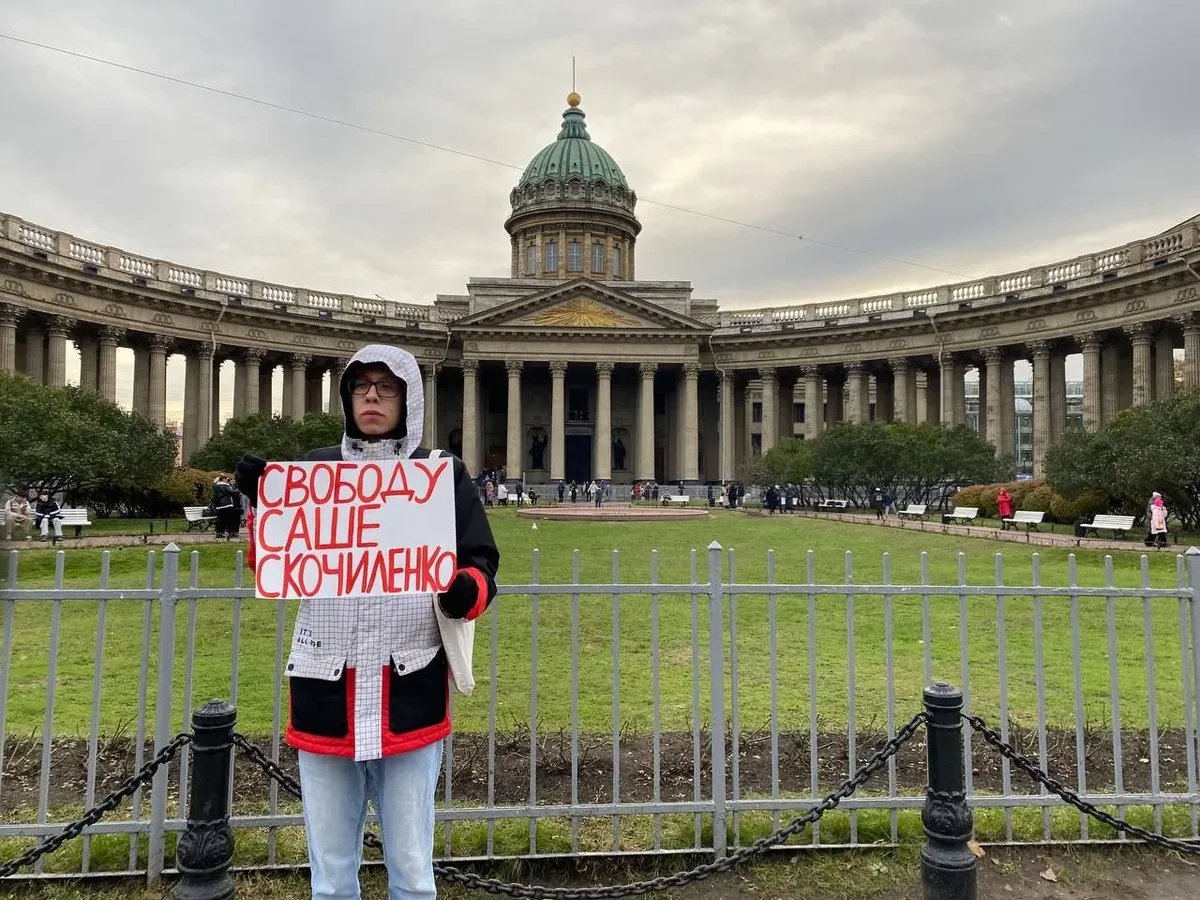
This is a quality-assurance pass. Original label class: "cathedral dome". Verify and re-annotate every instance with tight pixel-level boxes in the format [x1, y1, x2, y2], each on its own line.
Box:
[517, 98, 629, 189]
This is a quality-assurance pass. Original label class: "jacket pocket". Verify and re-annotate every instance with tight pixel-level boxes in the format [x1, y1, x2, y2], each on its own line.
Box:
[387, 646, 447, 735]
[286, 654, 349, 739]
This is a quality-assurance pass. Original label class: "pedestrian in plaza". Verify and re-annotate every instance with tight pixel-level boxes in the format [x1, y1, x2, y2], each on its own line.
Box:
[870, 487, 885, 520]
[996, 487, 1015, 529]
[211, 474, 240, 539]
[4, 492, 33, 540]
[1149, 495, 1169, 549]
[34, 491, 64, 544]
[235, 344, 500, 900]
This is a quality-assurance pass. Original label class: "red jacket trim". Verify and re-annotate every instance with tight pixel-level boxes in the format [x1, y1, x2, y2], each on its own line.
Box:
[459, 566, 490, 621]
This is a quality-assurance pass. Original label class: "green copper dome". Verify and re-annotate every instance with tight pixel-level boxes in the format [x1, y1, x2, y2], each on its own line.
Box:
[518, 102, 628, 188]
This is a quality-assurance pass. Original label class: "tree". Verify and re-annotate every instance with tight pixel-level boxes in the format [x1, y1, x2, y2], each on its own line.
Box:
[1045, 390, 1200, 530]
[747, 438, 813, 486]
[188, 412, 343, 471]
[0, 373, 177, 507]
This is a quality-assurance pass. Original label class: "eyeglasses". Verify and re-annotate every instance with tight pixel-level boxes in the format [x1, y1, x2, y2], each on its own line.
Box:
[349, 378, 403, 399]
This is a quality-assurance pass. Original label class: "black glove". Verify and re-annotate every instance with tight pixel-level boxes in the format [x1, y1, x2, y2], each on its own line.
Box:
[438, 570, 479, 619]
[234, 454, 267, 506]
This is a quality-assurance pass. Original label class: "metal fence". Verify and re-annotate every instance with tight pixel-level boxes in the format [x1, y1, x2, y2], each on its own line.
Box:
[1, 543, 1199, 880]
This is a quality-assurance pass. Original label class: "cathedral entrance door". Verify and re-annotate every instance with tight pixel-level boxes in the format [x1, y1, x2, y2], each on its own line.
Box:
[565, 434, 592, 483]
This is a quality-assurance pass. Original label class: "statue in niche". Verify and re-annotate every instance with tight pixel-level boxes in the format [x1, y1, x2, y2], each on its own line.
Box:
[528, 428, 547, 469]
[612, 436, 627, 470]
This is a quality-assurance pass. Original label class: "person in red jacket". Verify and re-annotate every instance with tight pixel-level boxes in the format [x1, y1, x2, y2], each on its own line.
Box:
[996, 487, 1015, 528]
[236, 344, 499, 899]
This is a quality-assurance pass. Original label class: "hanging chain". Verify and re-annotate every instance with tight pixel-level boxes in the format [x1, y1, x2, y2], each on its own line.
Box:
[965, 714, 1200, 855]
[238, 715, 927, 898]
[0, 733, 193, 879]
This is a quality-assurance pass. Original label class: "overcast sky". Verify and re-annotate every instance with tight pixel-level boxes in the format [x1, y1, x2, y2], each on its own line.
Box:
[1, 1, 1196, 420]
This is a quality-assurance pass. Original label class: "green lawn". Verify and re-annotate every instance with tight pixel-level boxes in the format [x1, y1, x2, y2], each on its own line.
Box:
[1, 510, 1196, 738]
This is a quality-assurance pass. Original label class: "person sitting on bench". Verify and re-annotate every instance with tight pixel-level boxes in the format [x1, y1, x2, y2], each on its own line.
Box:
[34, 492, 64, 543]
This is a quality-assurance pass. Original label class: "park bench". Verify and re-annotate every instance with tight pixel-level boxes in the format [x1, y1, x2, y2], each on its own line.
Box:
[942, 506, 979, 525]
[1002, 510, 1045, 532]
[816, 499, 850, 510]
[662, 495, 690, 506]
[897, 503, 927, 520]
[29, 507, 91, 538]
[1081, 513, 1135, 539]
[183, 506, 217, 531]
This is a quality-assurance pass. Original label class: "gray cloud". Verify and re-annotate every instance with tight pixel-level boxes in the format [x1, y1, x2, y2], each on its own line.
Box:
[3, 1, 1197, 417]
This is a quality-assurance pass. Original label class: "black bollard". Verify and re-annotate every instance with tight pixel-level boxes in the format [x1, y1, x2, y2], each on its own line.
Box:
[920, 683, 977, 900]
[173, 700, 237, 900]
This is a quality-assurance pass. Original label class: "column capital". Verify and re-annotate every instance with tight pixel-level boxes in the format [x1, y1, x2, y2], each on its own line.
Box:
[595, 361, 614, 377]
[99, 325, 126, 346]
[549, 359, 569, 376]
[757, 366, 777, 383]
[1123, 323, 1152, 344]
[289, 353, 312, 368]
[196, 342, 218, 361]
[461, 358, 479, 376]
[149, 334, 174, 353]
[682, 362, 700, 378]
[1173, 312, 1199, 334]
[242, 346, 266, 363]
[1079, 332, 1104, 353]
[505, 359, 524, 376]
[845, 361, 865, 377]
[1026, 340, 1051, 360]
[981, 346, 1006, 365]
[888, 356, 910, 373]
[0, 303, 22, 327]
[47, 316, 75, 336]
[801, 365, 820, 378]
[422, 363, 441, 378]
[638, 361, 658, 378]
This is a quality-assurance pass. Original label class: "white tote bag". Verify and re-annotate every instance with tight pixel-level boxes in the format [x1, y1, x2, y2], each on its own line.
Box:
[428, 449, 475, 695]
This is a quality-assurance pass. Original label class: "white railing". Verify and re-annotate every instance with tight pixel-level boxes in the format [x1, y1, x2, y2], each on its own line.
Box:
[68, 240, 104, 265]
[905, 290, 939, 307]
[1144, 232, 1184, 259]
[262, 285, 295, 304]
[118, 254, 156, 279]
[306, 293, 339, 309]
[997, 272, 1035, 293]
[350, 298, 386, 315]
[1094, 249, 1127, 272]
[1046, 260, 1085, 283]
[860, 297, 895, 314]
[812, 302, 852, 318]
[950, 282, 986, 302]
[213, 276, 248, 296]
[18, 223, 55, 251]
[168, 267, 203, 288]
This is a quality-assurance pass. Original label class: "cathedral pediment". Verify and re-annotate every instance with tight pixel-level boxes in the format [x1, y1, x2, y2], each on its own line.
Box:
[451, 279, 711, 333]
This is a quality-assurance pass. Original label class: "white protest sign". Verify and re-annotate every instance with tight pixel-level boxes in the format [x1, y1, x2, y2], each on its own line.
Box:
[254, 459, 457, 600]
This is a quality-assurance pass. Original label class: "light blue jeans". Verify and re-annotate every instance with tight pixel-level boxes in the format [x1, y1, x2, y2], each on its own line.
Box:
[298, 741, 443, 899]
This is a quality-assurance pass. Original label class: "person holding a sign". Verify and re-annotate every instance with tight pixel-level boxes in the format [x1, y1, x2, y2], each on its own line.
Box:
[235, 344, 499, 900]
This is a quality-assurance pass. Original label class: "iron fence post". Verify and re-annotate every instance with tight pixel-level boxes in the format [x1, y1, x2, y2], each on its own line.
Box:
[173, 700, 236, 899]
[707, 540, 727, 858]
[921, 682, 977, 900]
[1187, 548, 1200, 777]
[148, 543, 181, 885]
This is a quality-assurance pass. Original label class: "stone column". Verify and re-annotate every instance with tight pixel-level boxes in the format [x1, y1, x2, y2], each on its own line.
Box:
[891, 357, 912, 424]
[288, 355, 310, 420]
[983, 347, 1005, 452]
[777, 372, 795, 440]
[45, 317, 72, 388]
[304, 369, 323, 416]
[328, 358, 348, 417]
[258, 361, 274, 417]
[941, 354, 964, 426]
[243, 349, 264, 417]
[1029, 341, 1051, 477]
[682, 363, 700, 482]
[461, 360, 480, 474]
[130, 342, 149, 416]
[846, 362, 869, 424]
[1080, 334, 1102, 430]
[924, 368, 942, 426]
[25, 321, 45, 384]
[183, 348, 200, 461]
[825, 375, 844, 426]
[505, 360, 523, 485]
[719, 370, 735, 483]
[636, 361, 657, 480]
[77, 332, 99, 394]
[1049, 350, 1067, 443]
[0, 304, 19, 374]
[999, 354, 1016, 462]
[233, 355, 248, 419]
[974, 367, 987, 434]
[423, 364, 439, 447]
[1101, 342, 1121, 425]
[758, 368, 778, 453]
[1154, 329, 1175, 401]
[549, 360, 567, 482]
[1125, 324, 1152, 406]
[148, 335, 171, 426]
[803, 366, 824, 440]
[594, 362, 613, 480]
[211, 357, 224, 434]
[915, 370, 929, 424]
[196, 344, 216, 450]
[1180, 315, 1200, 390]
[98, 326, 124, 403]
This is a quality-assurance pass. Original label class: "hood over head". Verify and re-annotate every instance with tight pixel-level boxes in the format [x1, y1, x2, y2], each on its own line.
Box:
[338, 344, 424, 459]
